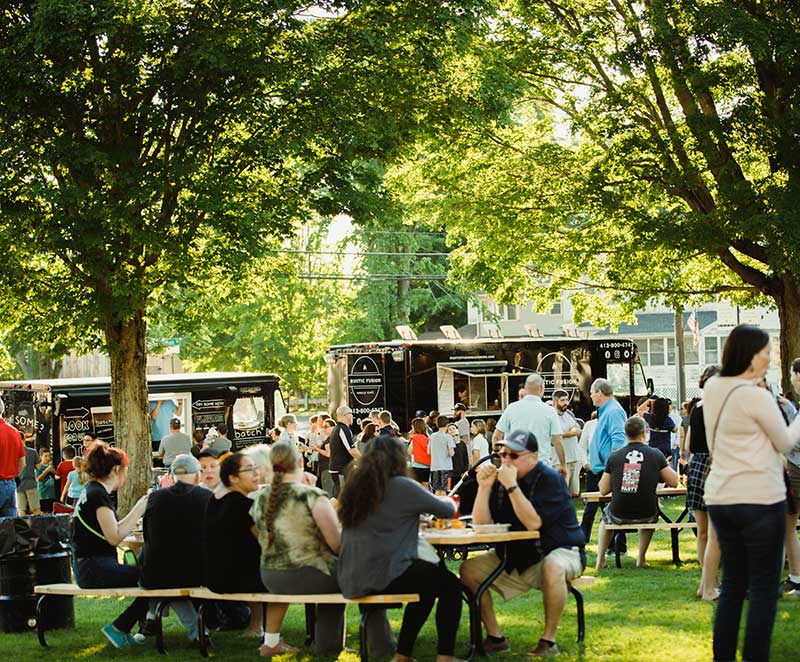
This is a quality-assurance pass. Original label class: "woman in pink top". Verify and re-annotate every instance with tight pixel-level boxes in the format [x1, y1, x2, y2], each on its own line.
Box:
[703, 325, 800, 662]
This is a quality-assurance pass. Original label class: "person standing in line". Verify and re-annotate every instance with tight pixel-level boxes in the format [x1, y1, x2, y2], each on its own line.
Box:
[703, 325, 800, 662]
[408, 417, 431, 489]
[34, 447, 57, 513]
[470, 419, 491, 467]
[157, 417, 193, 468]
[429, 416, 455, 495]
[781, 358, 800, 596]
[453, 404, 471, 446]
[552, 390, 582, 497]
[16, 438, 41, 515]
[637, 396, 677, 460]
[682, 366, 721, 601]
[0, 400, 25, 518]
[328, 406, 358, 497]
[447, 423, 470, 489]
[579, 378, 627, 546]
[493, 374, 565, 473]
[311, 418, 336, 498]
[55, 446, 76, 500]
[61, 456, 88, 506]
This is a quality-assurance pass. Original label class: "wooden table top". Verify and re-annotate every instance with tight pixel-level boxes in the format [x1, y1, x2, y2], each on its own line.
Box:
[582, 486, 687, 502]
[422, 529, 540, 546]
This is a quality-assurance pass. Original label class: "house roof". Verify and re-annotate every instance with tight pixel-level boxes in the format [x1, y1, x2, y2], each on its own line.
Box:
[579, 311, 717, 336]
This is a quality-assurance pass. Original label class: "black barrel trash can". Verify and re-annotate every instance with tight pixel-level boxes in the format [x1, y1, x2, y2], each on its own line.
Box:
[0, 514, 74, 633]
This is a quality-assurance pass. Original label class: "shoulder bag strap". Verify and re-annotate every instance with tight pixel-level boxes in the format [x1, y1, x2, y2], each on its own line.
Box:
[708, 384, 749, 457]
[74, 506, 113, 543]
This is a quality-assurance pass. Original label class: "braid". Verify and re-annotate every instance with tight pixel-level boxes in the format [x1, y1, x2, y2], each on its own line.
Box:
[261, 441, 299, 549]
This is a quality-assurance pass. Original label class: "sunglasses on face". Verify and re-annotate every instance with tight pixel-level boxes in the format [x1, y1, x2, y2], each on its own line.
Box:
[497, 450, 529, 460]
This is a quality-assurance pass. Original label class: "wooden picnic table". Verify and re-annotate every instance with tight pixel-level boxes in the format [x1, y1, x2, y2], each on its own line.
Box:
[422, 528, 541, 659]
[581, 486, 687, 502]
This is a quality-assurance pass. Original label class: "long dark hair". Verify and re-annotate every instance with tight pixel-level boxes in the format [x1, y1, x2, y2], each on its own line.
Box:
[339, 435, 410, 529]
[650, 397, 670, 428]
[720, 324, 770, 377]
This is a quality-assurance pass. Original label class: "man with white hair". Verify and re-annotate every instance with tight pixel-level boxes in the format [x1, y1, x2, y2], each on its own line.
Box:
[580, 378, 628, 544]
[138, 454, 212, 644]
[0, 399, 25, 517]
[493, 374, 565, 473]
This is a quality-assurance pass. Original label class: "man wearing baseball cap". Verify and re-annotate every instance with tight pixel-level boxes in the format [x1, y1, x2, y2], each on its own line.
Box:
[459, 430, 585, 658]
[139, 455, 212, 644]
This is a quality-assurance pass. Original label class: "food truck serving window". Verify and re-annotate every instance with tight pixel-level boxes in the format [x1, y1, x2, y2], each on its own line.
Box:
[436, 361, 521, 415]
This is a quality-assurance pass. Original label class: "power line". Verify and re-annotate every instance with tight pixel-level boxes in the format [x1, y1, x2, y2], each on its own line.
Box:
[297, 274, 448, 281]
[272, 249, 450, 257]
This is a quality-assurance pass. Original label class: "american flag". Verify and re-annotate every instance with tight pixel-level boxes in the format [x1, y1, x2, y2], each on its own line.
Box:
[687, 311, 700, 347]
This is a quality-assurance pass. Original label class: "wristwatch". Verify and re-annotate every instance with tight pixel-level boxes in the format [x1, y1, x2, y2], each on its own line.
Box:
[506, 484, 519, 495]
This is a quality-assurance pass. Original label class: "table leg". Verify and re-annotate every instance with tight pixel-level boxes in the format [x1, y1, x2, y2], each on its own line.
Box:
[465, 545, 508, 659]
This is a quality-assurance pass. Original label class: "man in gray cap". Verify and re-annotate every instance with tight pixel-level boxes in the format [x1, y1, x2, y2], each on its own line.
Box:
[138, 454, 212, 644]
[157, 417, 192, 468]
[459, 430, 585, 658]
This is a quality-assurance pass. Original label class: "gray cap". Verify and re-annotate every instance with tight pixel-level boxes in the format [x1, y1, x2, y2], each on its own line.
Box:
[170, 454, 202, 476]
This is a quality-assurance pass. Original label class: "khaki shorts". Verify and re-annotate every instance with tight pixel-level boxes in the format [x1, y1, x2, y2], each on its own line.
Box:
[461, 547, 584, 601]
[16, 488, 40, 513]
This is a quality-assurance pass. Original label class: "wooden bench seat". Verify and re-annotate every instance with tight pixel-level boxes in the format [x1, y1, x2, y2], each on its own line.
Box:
[33, 583, 200, 653]
[189, 588, 420, 660]
[603, 521, 698, 567]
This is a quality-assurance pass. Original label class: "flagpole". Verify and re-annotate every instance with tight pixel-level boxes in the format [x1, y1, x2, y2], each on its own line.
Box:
[675, 307, 686, 404]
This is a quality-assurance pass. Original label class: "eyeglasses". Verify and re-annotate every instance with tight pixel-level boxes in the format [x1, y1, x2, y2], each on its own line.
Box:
[497, 451, 529, 460]
[237, 466, 256, 474]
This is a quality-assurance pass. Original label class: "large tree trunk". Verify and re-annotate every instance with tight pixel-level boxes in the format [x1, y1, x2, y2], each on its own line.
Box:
[775, 274, 800, 396]
[105, 310, 151, 515]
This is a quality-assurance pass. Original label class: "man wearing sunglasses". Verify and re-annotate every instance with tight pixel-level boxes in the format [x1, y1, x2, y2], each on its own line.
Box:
[459, 430, 585, 658]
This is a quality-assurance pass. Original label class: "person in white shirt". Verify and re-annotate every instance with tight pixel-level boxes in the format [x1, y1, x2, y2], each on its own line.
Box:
[470, 419, 491, 467]
[552, 390, 581, 496]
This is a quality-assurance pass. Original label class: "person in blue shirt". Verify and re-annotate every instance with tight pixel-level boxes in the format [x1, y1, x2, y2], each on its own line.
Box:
[580, 378, 628, 544]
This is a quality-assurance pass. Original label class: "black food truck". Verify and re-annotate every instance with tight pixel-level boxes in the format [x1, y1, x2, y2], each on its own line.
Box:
[0, 372, 286, 461]
[327, 337, 651, 430]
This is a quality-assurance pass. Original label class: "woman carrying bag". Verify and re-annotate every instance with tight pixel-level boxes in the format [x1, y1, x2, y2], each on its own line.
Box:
[72, 442, 149, 649]
[703, 324, 800, 662]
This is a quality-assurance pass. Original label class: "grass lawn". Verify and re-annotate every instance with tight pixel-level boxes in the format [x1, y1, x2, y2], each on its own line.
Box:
[4, 500, 799, 661]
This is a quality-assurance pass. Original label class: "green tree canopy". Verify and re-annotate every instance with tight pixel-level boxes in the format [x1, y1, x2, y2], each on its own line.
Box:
[0, 0, 494, 509]
[389, 0, 800, 388]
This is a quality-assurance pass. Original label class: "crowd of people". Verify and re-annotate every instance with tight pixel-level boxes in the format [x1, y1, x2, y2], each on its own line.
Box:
[1, 324, 799, 660]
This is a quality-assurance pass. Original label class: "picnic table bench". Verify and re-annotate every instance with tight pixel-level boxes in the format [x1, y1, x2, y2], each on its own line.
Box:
[583, 488, 696, 567]
[33, 583, 419, 661]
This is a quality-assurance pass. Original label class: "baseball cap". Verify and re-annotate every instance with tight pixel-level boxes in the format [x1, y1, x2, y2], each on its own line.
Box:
[454, 403, 467, 411]
[415, 410, 427, 417]
[496, 430, 538, 454]
[198, 447, 221, 460]
[171, 454, 201, 475]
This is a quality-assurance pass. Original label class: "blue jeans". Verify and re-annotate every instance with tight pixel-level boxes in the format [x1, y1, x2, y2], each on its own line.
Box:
[708, 502, 786, 662]
[74, 554, 148, 632]
[0, 479, 17, 517]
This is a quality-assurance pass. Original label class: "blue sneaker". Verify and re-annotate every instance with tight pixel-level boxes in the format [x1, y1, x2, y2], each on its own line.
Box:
[101, 623, 130, 649]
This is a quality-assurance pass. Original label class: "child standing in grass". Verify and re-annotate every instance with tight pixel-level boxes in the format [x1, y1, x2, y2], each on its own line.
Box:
[61, 456, 88, 506]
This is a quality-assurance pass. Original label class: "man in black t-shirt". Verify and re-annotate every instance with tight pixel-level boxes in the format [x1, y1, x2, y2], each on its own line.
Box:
[139, 454, 212, 643]
[596, 416, 679, 569]
[328, 406, 359, 497]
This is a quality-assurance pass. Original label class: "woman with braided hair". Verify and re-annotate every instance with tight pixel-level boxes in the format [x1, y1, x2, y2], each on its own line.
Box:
[252, 441, 394, 656]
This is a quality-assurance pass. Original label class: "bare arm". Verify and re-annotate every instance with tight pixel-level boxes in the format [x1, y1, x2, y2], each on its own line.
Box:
[149, 401, 161, 421]
[96, 496, 148, 546]
[471, 464, 496, 525]
[552, 433, 566, 468]
[492, 428, 504, 444]
[312, 497, 342, 554]
[660, 465, 680, 487]
[18, 456, 25, 474]
[598, 471, 612, 495]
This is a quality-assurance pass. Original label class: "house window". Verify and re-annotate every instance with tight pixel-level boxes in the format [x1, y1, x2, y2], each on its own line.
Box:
[550, 302, 562, 316]
[685, 342, 699, 365]
[504, 305, 519, 321]
[667, 338, 675, 365]
[650, 338, 665, 366]
[704, 337, 718, 365]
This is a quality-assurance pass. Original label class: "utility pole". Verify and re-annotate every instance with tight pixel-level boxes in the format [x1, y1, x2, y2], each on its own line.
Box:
[675, 307, 686, 404]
